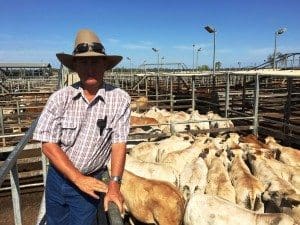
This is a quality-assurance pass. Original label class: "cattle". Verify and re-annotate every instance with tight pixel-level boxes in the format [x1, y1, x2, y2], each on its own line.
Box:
[229, 149, 265, 212]
[129, 142, 159, 163]
[283, 205, 300, 224]
[124, 154, 178, 185]
[129, 134, 194, 163]
[130, 116, 158, 126]
[265, 136, 300, 167]
[184, 192, 296, 225]
[164, 111, 191, 133]
[205, 157, 236, 203]
[259, 154, 300, 192]
[240, 134, 269, 149]
[156, 133, 194, 162]
[179, 157, 208, 200]
[120, 170, 185, 225]
[247, 152, 298, 209]
[130, 96, 148, 111]
[207, 111, 234, 130]
[130, 116, 160, 134]
[161, 136, 210, 174]
[189, 110, 210, 133]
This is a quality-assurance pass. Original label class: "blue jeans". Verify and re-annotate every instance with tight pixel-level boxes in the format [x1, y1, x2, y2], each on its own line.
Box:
[46, 165, 108, 225]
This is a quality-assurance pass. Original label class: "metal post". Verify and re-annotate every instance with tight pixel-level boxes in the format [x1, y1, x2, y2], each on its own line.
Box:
[225, 72, 230, 118]
[273, 33, 277, 70]
[242, 75, 246, 113]
[27, 81, 31, 92]
[145, 76, 148, 97]
[170, 76, 174, 113]
[156, 52, 159, 107]
[192, 75, 195, 111]
[192, 44, 195, 72]
[283, 77, 292, 145]
[16, 101, 21, 125]
[212, 31, 216, 89]
[273, 28, 287, 70]
[10, 164, 22, 225]
[196, 48, 201, 72]
[253, 73, 259, 136]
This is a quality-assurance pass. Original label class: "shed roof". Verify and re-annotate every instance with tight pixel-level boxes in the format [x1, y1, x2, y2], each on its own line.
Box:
[0, 63, 51, 68]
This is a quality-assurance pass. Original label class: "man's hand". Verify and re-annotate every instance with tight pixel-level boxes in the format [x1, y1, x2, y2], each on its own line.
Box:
[104, 181, 124, 214]
[73, 174, 108, 199]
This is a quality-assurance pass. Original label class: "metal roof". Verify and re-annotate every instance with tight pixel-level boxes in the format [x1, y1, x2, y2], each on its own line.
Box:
[0, 63, 51, 68]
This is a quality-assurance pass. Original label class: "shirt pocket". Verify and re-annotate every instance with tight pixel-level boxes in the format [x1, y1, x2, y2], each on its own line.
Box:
[95, 127, 113, 150]
[61, 120, 79, 146]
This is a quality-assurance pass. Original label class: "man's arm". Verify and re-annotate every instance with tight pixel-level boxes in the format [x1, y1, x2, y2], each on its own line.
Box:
[43, 142, 107, 199]
[104, 142, 126, 213]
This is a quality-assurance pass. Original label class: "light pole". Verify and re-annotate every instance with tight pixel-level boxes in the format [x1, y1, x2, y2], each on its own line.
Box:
[143, 60, 147, 74]
[205, 25, 216, 87]
[126, 57, 132, 76]
[161, 56, 165, 71]
[152, 47, 160, 106]
[196, 48, 202, 71]
[238, 62, 241, 70]
[273, 28, 286, 70]
[192, 44, 195, 72]
[152, 48, 160, 74]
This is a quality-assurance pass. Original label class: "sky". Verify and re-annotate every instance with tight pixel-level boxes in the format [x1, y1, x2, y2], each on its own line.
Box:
[0, 0, 299, 69]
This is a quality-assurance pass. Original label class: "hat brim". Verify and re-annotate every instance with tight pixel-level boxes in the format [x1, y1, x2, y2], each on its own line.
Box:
[56, 53, 122, 71]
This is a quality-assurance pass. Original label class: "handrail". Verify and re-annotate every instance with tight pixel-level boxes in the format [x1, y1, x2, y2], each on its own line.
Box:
[0, 118, 38, 187]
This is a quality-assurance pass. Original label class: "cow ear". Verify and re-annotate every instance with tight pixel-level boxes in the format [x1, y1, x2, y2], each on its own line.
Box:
[247, 153, 256, 161]
[227, 149, 235, 161]
[274, 149, 281, 160]
[183, 186, 190, 200]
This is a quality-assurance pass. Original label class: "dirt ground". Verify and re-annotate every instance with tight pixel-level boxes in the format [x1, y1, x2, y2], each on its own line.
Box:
[0, 187, 43, 225]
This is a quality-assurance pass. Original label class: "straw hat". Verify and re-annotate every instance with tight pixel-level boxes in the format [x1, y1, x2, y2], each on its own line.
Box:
[56, 29, 122, 71]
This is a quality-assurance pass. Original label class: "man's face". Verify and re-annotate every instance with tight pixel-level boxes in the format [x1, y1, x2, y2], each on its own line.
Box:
[74, 57, 106, 87]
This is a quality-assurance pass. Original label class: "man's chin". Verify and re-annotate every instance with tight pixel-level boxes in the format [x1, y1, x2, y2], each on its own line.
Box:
[84, 78, 100, 86]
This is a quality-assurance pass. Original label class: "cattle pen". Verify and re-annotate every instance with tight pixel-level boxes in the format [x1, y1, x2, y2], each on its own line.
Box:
[0, 66, 300, 225]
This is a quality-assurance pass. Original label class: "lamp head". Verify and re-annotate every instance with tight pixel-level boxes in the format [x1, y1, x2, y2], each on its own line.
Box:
[276, 28, 286, 35]
[205, 26, 216, 33]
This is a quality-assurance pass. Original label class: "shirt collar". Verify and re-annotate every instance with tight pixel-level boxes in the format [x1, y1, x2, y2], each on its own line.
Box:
[71, 82, 106, 103]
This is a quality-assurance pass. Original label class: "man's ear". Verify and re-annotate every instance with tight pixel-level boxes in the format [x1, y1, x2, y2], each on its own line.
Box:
[103, 58, 108, 71]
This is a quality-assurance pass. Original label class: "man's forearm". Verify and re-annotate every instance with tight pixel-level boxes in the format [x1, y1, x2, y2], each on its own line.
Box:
[110, 143, 126, 178]
[42, 142, 83, 183]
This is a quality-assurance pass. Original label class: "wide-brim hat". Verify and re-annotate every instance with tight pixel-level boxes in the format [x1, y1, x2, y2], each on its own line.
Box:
[56, 29, 122, 71]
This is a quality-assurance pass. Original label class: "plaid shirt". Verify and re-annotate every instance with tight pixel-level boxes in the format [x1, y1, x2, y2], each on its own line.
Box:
[33, 82, 131, 174]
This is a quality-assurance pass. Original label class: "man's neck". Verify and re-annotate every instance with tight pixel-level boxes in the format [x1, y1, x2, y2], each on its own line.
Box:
[81, 82, 104, 102]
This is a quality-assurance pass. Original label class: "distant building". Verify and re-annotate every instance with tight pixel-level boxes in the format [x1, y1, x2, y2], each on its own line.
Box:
[0, 63, 52, 80]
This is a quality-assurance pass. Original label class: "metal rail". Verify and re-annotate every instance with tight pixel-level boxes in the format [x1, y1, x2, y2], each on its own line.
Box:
[0, 118, 38, 225]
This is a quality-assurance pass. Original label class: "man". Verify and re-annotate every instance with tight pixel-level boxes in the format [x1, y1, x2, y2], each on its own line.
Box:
[33, 29, 131, 225]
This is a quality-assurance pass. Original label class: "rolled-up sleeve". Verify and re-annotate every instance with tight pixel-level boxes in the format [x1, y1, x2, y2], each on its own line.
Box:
[112, 94, 131, 144]
[33, 92, 62, 143]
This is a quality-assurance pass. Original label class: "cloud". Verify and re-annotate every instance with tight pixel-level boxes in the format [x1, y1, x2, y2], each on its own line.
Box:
[0, 34, 13, 40]
[217, 48, 232, 54]
[173, 43, 210, 51]
[248, 47, 273, 55]
[139, 40, 152, 46]
[0, 49, 56, 63]
[122, 44, 150, 50]
[107, 38, 120, 44]
[173, 45, 192, 50]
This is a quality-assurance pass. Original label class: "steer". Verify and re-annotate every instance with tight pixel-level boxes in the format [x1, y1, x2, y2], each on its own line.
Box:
[184, 192, 296, 225]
